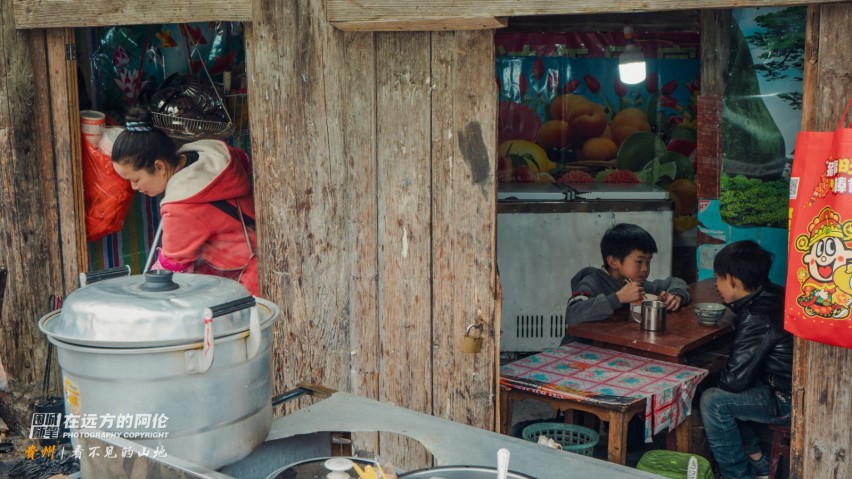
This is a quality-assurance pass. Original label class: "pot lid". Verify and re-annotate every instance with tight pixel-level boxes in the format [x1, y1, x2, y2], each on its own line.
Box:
[40, 271, 259, 348]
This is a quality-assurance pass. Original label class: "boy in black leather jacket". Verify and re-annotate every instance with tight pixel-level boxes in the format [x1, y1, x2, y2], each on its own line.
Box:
[700, 240, 793, 479]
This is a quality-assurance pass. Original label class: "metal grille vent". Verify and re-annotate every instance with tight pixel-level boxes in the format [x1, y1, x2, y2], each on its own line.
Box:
[514, 314, 566, 339]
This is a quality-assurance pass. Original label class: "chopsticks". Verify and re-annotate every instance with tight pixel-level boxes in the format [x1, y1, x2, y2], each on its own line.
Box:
[624, 278, 647, 300]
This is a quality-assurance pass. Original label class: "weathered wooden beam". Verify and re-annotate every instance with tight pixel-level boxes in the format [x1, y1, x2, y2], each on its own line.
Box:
[327, 0, 846, 31]
[16, 0, 838, 31]
[46, 28, 86, 294]
[791, 8, 818, 478]
[800, 4, 852, 477]
[375, 31, 434, 471]
[699, 9, 730, 98]
[246, 0, 354, 421]
[13, 0, 251, 29]
[0, 20, 65, 430]
[431, 29, 497, 431]
[506, 11, 700, 32]
[334, 16, 506, 32]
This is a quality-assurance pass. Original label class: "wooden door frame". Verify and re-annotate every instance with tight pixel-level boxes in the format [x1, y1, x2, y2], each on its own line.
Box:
[39, 28, 86, 295]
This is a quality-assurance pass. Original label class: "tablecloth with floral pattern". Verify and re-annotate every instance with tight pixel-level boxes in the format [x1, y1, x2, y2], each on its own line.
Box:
[500, 343, 708, 441]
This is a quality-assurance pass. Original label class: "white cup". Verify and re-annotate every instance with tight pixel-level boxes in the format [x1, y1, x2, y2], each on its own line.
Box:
[80, 110, 106, 147]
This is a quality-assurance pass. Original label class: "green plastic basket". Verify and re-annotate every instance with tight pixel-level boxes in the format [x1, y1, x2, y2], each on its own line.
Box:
[521, 422, 600, 456]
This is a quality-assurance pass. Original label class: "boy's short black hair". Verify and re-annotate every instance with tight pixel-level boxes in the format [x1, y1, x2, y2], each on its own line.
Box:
[713, 240, 772, 291]
[600, 223, 658, 264]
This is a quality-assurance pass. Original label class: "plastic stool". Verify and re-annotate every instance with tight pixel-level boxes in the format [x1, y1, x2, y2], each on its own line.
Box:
[768, 423, 791, 479]
[636, 450, 713, 479]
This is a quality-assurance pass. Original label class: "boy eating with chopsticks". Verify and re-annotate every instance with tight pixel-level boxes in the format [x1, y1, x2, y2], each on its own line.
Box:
[564, 223, 690, 330]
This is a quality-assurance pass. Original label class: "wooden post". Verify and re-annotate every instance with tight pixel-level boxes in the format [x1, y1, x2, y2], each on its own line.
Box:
[375, 31, 434, 470]
[797, 4, 852, 478]
[700, 9, 730, 98]
[0, 22, 65, 430]
[46, 28, 86, 293]
[431, 29, 497, 430]
[247, 0, 497, 468]
[789, 7, 819, 478]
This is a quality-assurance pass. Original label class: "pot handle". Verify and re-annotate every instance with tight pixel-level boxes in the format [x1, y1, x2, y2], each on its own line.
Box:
[185, 308, 216, 374]
[210, 296, 261, 360]
[246, 302, 261, 360]
[184, 297, 260, 374]
[210, 296, 256, 317]
[79, 265, 131, 287]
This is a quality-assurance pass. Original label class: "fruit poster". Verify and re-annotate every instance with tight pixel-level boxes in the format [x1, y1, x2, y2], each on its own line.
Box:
[495, 31, 700, 228]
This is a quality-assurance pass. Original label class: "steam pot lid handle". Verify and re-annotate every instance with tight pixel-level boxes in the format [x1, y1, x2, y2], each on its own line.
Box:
[140, 270, 180, 292]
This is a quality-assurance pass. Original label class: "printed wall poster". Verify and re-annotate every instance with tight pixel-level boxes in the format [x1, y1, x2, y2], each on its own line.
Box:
[697, 7, 805, 283]
[495, 31, 701, 231]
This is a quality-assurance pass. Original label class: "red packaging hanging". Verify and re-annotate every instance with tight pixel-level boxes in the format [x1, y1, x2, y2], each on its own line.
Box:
[786, 98, 852, 348]
[82, 134, 134, 242]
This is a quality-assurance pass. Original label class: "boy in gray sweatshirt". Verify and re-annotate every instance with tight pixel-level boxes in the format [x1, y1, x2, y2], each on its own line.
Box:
[565, 223, 690, 327]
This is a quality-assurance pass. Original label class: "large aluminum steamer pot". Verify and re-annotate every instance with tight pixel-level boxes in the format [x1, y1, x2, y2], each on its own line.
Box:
[38, 271, 280, 470]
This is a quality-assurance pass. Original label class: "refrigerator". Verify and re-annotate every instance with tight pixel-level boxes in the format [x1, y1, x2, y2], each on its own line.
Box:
[497, 182, 674, 352]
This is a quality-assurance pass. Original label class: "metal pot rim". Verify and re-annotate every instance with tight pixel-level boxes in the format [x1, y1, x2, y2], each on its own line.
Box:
[40, 298, 279, 350]
[399, 465, 537, 479]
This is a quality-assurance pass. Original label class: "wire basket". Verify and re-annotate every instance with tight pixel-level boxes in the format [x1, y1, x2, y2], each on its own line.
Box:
[151, 111, 235, 141]
[521, 422, 600, 456]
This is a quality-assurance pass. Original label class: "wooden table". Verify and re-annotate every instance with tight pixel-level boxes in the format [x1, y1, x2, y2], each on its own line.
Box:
[500, 385, 646, 465]
[568, 279, 734, 365]
[500, 344, 708, 465]
[502, 279, 734, 461]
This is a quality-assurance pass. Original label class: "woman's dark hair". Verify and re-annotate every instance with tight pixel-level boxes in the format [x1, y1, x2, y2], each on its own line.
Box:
[713, 240, 772, 291]
[600, 223, 658, 264]
[111, 108, 179, 172]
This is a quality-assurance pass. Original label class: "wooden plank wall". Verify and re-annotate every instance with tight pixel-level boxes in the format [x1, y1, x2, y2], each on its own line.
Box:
[341, 29, 382, 457]
[246, 0, 353, 421]
[247, 0, 497, 469]
[798, 4, 852, 478]
[0, 10, 65, 429]
[430, 29, 496, 432]
[375, 31, 434, 469]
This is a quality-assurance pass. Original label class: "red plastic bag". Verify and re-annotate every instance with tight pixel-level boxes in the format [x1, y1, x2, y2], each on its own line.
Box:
[786, 98, 852, 348]
[82, 135, 134, 242]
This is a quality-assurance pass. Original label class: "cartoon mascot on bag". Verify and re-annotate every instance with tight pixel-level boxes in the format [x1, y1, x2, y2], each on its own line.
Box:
[795, 206, 852, 319]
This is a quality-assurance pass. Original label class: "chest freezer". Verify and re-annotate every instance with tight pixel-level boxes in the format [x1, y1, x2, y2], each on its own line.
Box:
[497, 182, 674, 352]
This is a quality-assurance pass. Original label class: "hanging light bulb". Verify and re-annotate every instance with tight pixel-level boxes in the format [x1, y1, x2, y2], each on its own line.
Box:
[618, 25, 646, 85]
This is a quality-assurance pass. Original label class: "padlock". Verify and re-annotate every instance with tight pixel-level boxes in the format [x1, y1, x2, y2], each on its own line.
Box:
[461, 323, 483, 354]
